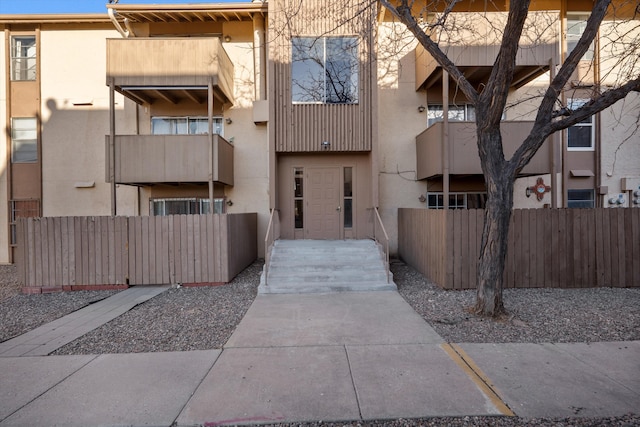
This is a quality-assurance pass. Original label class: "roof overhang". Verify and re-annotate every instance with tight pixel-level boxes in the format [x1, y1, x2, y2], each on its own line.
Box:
[421, 64, 551, 91]
[117, 86, 227, 106]
[107, 3, 267, 24]
[0, 13, 111, 24]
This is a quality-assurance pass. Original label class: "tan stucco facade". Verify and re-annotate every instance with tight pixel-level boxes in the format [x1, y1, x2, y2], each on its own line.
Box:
[0, 2, 639, 264]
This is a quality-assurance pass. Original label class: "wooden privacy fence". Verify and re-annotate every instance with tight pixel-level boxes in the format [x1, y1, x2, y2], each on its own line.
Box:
[398, 208, 640, 289]
[16, 213, 257, 291]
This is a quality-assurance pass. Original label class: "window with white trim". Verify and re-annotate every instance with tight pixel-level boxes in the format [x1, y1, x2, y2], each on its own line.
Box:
[427, 104, 476, 127]
[567, 13, 594, 61]
[426, 192, 487, 209]
[567, 189, 594, 208]
[150, 197, 225, 215]
[11, 117, 38, 163]
[11, 36, 36, 81]
[567, 99, 594, 150]
[151, 117, 223, 136]
[292, 37, 359, 104]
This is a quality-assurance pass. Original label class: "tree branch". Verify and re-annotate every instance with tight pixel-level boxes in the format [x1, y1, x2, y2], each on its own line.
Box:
[479, 0, 531, 128]
[380, 0, 479, 103]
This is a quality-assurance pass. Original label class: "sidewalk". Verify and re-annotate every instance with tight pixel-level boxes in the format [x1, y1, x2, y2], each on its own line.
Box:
[1, 291, 638, 426]
[0, 286, 169, 357]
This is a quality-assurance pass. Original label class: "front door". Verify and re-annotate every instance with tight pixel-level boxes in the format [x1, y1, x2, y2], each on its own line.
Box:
[306, 167, 341, 239]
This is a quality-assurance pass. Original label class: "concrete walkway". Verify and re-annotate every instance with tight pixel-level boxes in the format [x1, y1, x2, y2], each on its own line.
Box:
[1, 291, 639, 426]
[0, 286, 169, 357]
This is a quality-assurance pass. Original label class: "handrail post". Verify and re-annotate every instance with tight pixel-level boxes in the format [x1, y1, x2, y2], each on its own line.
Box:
[372, 207, 390, 283]
[263, 209, 279, 287]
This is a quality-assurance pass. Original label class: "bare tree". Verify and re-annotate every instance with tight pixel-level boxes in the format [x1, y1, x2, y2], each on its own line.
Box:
[380, 0, 640, 316]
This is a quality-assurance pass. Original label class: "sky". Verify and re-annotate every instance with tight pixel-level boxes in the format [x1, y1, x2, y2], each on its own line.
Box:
[0, 0, 244, 14]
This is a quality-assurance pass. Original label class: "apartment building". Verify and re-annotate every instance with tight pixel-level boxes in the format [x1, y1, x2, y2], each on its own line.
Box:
[1, 0, 638, 264]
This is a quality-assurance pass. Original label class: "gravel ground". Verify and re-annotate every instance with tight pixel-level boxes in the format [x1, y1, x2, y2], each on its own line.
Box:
[0, 289, 118, 343]
[2, 259, 639, 427]
[50, 260, 262, 355]
[392, 259, 640, 343]
[0, 264, 21, 303]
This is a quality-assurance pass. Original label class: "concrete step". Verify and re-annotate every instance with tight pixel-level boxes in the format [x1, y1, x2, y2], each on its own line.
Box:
[259, 239, 396, 294]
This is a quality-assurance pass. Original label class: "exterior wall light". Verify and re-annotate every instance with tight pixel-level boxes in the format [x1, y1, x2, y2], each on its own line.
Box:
[321, 141, 330, 150]
[225, 118, 232, 124]
[418, 105, 425, 113]
[224, 35, 231, 42]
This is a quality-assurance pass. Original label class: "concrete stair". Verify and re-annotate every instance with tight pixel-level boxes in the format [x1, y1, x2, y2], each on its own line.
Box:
[259, 239, 397, 294]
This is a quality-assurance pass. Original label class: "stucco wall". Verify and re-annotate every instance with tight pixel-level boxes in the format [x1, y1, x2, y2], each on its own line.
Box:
[600, 92, 640, 207]
[222, 21, 270, 256]
[377, 23, 429, 255]
[0, 31, 8, 263]
[39, 26, 137, 217]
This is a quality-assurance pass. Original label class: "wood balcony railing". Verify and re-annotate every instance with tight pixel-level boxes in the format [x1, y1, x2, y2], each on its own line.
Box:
[107, 37, 234, 104]
[106, 134, 233, 186]
[416, 121, 552, 179]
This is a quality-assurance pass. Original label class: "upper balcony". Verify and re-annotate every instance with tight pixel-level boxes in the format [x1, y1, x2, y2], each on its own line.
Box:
[416, 121, 551, 179]
[106, 37, 234, 105]
[106, 134, 234, 186]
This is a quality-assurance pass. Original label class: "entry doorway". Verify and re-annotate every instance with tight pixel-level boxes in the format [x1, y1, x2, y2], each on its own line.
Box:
[278, 154, 372, 240]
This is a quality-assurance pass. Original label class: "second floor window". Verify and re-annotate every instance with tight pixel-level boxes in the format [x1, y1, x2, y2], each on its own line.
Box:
[292, 37, 359, 104]
[11, 35, 36, 81]
[11, 117, 37, 163]
[567, 13, 594, 61]
[567, 99, 594, 150]
[151, 117, 223, 136]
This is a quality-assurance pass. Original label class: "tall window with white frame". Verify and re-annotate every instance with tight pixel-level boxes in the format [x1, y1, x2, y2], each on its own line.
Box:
[566, 13, 595, 60]
[11, 118, 38, 163]
[567, 99, 594, 150]
[11, 35, 36, 81]
[291, 37, 359, 104]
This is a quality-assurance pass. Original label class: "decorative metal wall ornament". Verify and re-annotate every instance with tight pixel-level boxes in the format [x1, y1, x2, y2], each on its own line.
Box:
[527, 177, 551, 201]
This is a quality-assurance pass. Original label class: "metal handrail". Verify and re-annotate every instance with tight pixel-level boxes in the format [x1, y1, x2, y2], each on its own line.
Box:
[372, 207, 390, 283]
[263, 208, 280, 287]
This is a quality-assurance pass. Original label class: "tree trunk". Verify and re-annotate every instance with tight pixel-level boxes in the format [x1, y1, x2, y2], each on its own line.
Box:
[475, 131, 515, 317]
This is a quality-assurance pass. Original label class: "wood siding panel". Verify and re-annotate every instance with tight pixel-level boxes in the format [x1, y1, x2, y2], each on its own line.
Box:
[397, 208, 640, 290]
[269, 0, 376, 153]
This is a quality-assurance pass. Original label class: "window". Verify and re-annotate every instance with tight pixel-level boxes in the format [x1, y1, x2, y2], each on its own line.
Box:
[294, 168, 304, 229]
[11, 36, 36, 81]
[292, 37, 359, 104]
[150, 197, 225, 215]
[151, 117, 223, 136]
[344, 167, 353, 228]
[426, 192, 487, 209]
[567, 189, 594, 208]
[10, 200, 40, 245]
[427, 104, 476, 127]
[567, 14, 594, 61]
[11, 118, 38, 163]
[567, 99, 594, 150]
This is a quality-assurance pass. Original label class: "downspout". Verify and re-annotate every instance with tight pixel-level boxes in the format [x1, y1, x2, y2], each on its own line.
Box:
[108, 8, 129, 38]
